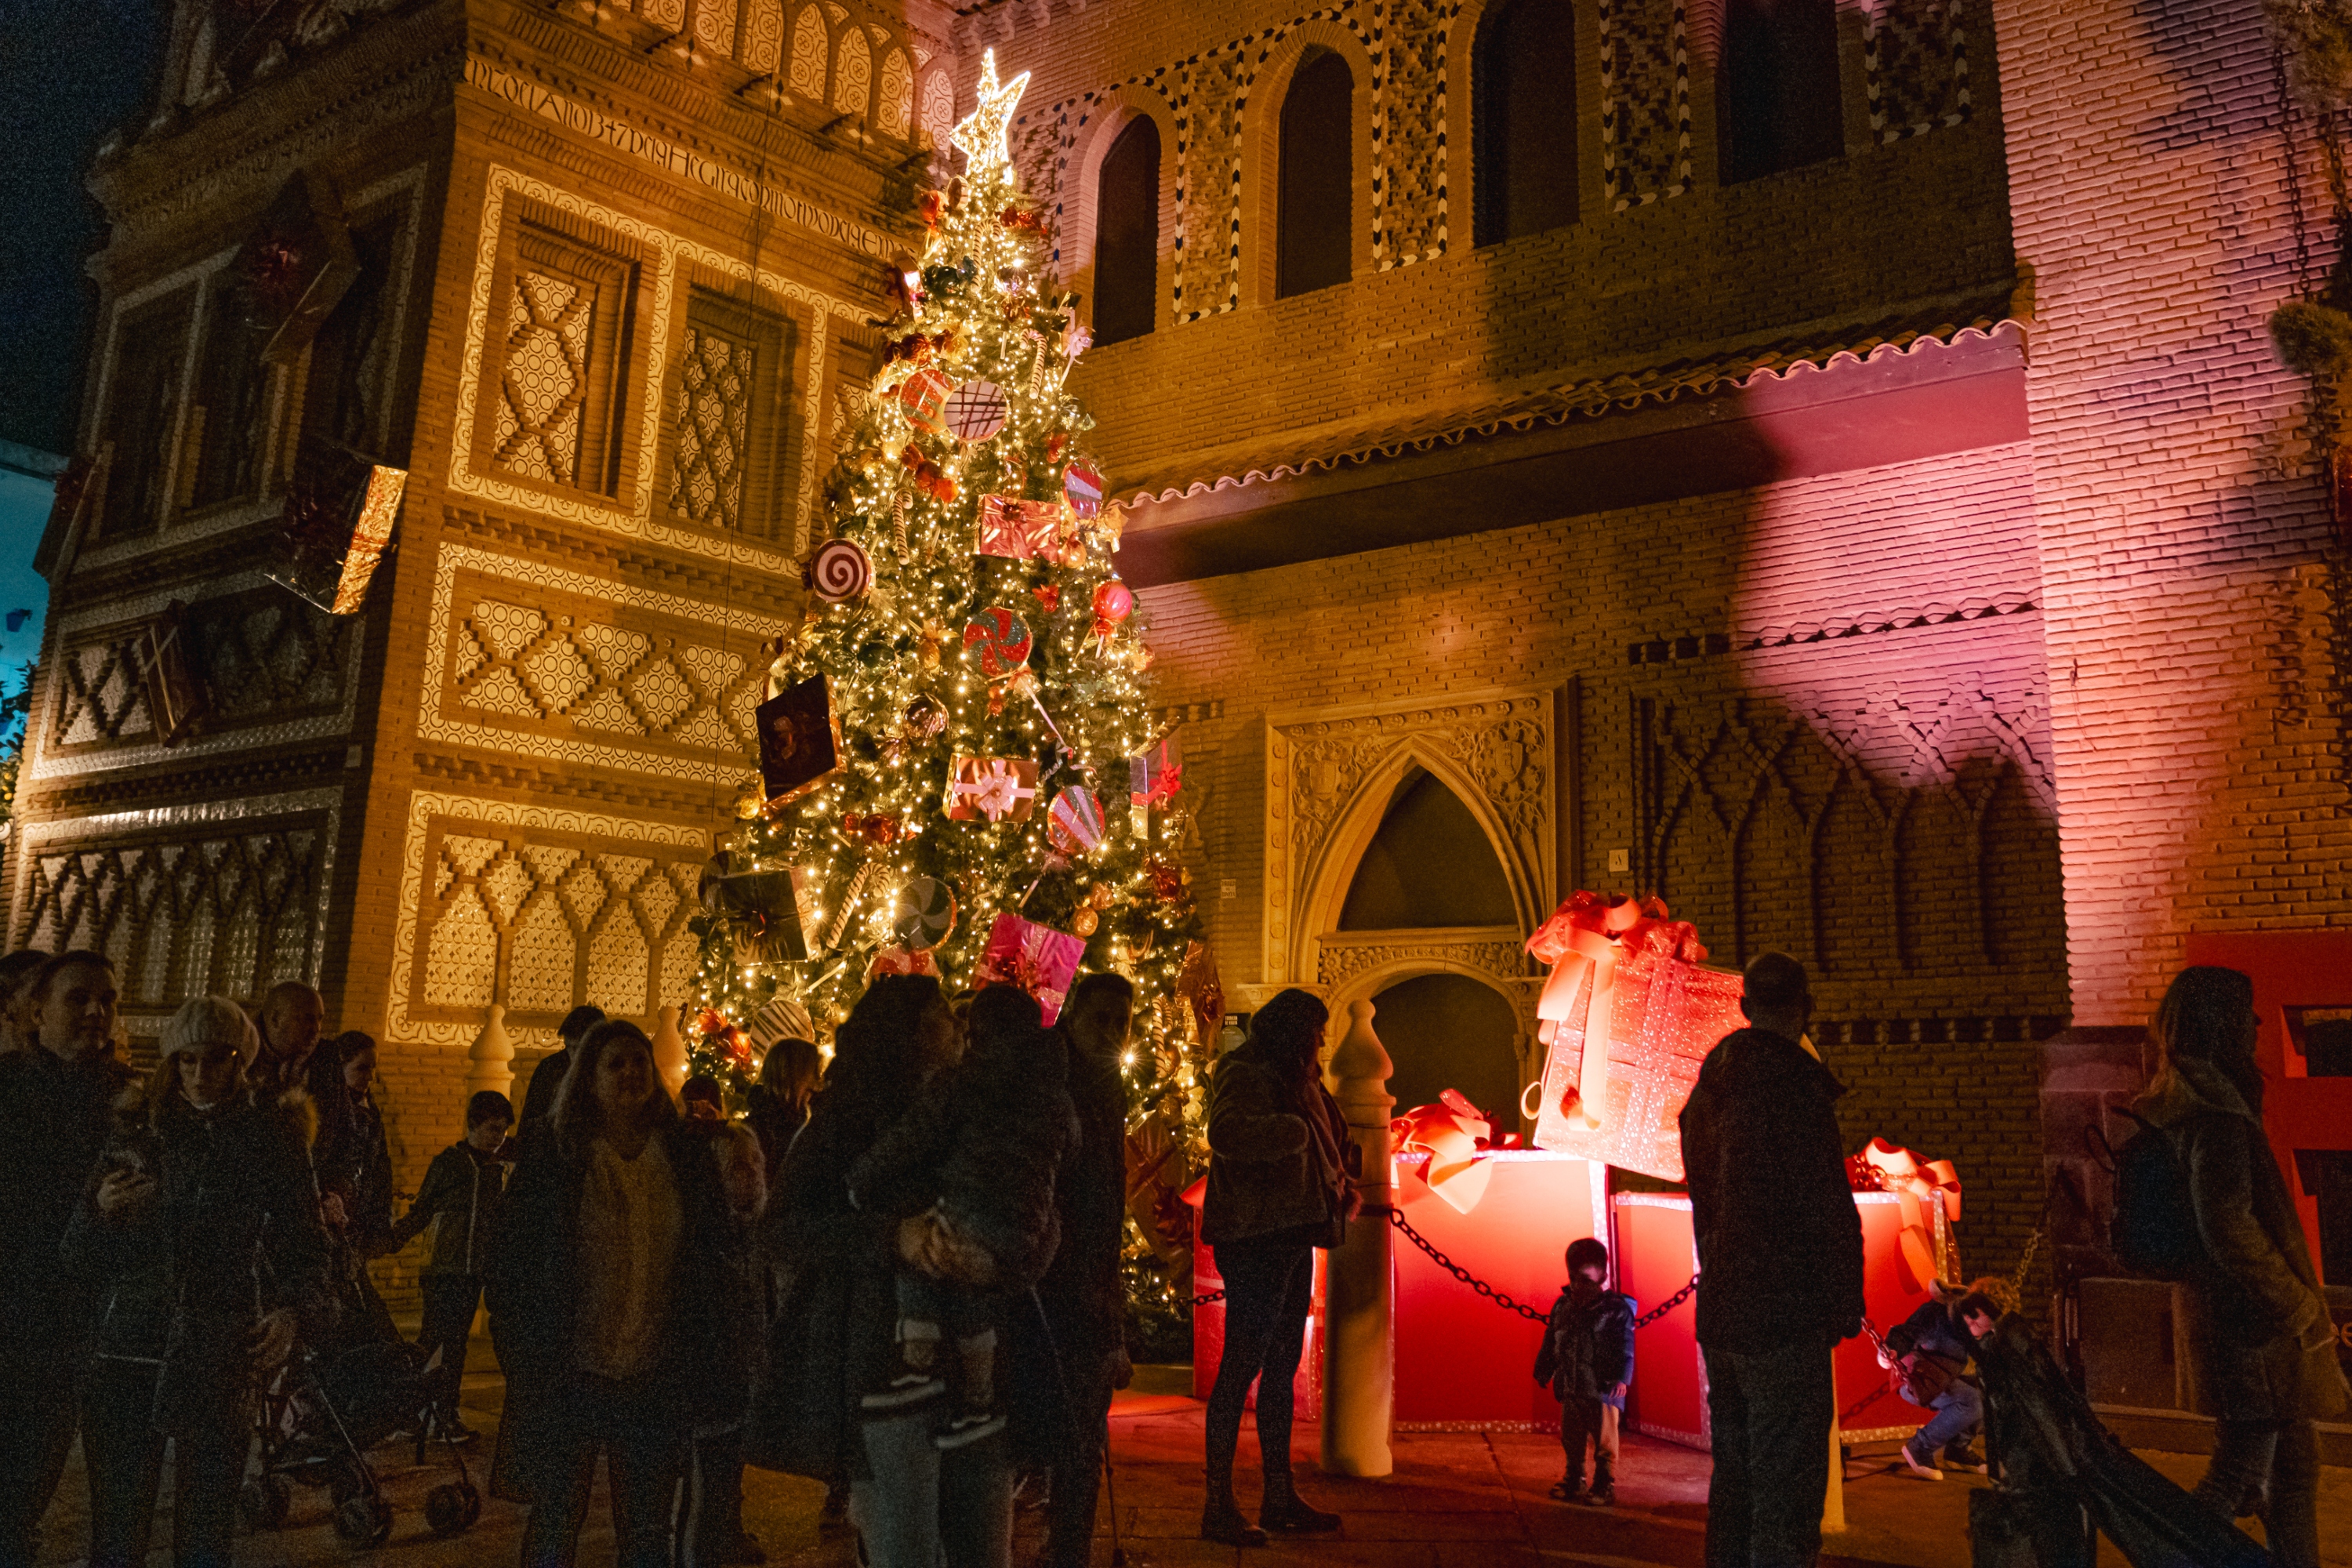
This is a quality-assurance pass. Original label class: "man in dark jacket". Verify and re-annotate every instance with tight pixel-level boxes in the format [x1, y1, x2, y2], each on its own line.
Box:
[390, 1089, 514, 1443]
[247, 980, 325, 1101]
[0, 950, 130, 1568]
[1878, 1290, 1997, 1479]
[1677, 952, 1862, 1568]
[1026, 973, 1136, 1568]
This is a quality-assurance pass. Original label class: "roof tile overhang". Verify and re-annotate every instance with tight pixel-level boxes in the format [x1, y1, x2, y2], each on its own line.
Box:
[1112, 287, 2029, 587]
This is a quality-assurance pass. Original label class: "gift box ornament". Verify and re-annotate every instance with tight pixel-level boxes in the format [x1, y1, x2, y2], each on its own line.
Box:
[1046, 786, 1108, 854]
[1848, 1138, 1964, 1293]
[268, 448, 405, 615]
[232, 171, 361, 365]
[975, 910, 1086, 1026]
[130, 601, 209, 746]
[706, 865, 812, 964]
[946, 755, 1040, 822]
[868, 945, 941, 980]
[975, 495, 1064, 561]
[1526, 891, 1746, 1182]
[896, 366, 953, 432]
[1063, 464, 1105, 518]
[1127, 731, 1182, 815]
[756, 673, 843, 804]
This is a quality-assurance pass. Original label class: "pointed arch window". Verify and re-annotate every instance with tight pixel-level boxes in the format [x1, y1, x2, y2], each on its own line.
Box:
[1338, 769, 1516, 930]
[1717, 0, 1843, 183]
[1474, 0, 1580, 244]
[1276, 48, 1353, 299]
[1092, 116, 1160, 346]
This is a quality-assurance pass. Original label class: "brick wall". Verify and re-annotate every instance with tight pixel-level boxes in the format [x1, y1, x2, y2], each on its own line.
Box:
[1991, 0, 2352, 1025]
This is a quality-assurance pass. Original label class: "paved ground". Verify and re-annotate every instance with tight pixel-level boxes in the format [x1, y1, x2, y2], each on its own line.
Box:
[31, 1354, 2352, 1566]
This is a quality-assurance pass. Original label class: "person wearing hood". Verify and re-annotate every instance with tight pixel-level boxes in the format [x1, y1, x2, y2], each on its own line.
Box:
[0, 949, 133, 1568]
[64, 994, 332, 1568]
[2136, 965, 2350, 1568]
[1198, 988, 1358, 1545]
[1677, 952, 1863, 1568]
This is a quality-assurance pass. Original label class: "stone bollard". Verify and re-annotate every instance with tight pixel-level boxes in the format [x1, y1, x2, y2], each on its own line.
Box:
[651, 1003, 688, 1094]
[1322, 998, 1395, 1477]
[466, 1004, 514, 1127]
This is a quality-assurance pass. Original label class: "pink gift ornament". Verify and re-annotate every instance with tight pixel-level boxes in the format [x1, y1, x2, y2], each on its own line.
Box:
[975, 910, 1085, 1026]
[975, 494, 1064, 561]
[1526, 891, 1746, 1182]
[946, 756, 1040, 822]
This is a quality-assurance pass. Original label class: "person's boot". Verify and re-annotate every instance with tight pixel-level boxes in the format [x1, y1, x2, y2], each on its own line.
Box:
[1200, 1476, 1267, 1546]
[1585, 1465, 1616, 1508]
[1900, 1440, 1945, 1482]
[1260, 1469, 1341, 1533]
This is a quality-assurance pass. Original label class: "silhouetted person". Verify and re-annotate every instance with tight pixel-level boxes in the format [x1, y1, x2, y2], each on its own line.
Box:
[521, 1004, 608, 1130]
[1199, 989, 1355, 1544]
[0, 951, 130, 1568]
[1678, 952, 1862, 1568]
[248, 979, 325, 1101]
[2139, 965, 2350, 1568]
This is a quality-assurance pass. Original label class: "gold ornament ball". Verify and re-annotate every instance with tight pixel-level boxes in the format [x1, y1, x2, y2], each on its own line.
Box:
[1071, 908, 1099, 937]
[1090, 882, 1115, 909]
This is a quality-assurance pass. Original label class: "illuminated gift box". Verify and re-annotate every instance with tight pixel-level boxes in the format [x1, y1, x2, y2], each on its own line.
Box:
[1611, 1189, 1947, 1448]
[1527, 894, 1746, 1182]
[1391, 1150, 1606, 1427]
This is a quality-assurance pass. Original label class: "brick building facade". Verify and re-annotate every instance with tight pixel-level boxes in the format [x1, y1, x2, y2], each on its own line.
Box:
[16, 0, 2346, 1305]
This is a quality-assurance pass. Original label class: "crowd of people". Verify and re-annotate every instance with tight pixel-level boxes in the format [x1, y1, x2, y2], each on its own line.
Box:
[0, 940, 2339, 1568]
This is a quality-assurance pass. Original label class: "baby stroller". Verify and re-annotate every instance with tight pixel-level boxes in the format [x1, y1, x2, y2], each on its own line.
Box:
[240, 1319, 482, 1544]
[1966, 1315, 2269, 1568]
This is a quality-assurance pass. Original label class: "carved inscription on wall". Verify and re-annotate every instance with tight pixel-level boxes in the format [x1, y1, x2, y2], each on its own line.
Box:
[386, 792, 710, 1051]
[1264, 687, 1555, 990]
[12, 790, 339, 1018]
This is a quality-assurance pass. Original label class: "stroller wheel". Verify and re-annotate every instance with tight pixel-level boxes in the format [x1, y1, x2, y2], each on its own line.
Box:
[328, 1461, 365, 1504]
[239, 1475, 292, 1532]
[334, 1495, 393, 1547]
[426, 1482, 480, 1537]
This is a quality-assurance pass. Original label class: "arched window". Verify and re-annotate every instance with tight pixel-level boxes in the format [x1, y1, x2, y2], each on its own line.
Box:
[1276, 47, 1353, 299]
[1091, 116, 1160, 346]
[1474, 0, 1579, 244]
[1717, 0, 1842, 183]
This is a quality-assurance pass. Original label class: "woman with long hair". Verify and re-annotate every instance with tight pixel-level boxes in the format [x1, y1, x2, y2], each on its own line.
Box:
[746, 1036, 823, 1178]
[1198, 988, 1357, 1544]
[488, 1018, 748, 1568]
[2137, 965, 2349, 1567]
[756, 974, 1016, 1568]
[65, 995, 330, 1566]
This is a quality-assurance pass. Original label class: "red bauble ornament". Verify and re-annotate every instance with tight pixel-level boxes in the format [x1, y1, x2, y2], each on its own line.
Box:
[1033, 584, 1062, 614]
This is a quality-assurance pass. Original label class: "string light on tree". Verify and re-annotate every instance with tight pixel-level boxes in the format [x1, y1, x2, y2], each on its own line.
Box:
[685, 56, 1222, 1344]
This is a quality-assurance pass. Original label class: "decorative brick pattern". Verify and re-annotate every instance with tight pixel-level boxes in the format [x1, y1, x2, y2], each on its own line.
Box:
[1864, 0, 1970, 143]
[1599, 0, 1692, 209]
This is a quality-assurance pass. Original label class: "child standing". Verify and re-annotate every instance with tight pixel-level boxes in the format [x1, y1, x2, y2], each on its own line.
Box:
[389, 1090, 513, 1442]
[1534, 1236, 1636, 1504]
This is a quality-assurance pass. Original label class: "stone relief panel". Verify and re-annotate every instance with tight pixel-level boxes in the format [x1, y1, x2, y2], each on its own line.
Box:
[1263, 687, 1555, 990]
[387, 792, 710, 1051]
[1633, 673, 2062, 980]
[1864, 0, 1971, 142]
[34, 580, 362, 782]
[417, 543, 793, 788]
[11, 789, 340, 1025]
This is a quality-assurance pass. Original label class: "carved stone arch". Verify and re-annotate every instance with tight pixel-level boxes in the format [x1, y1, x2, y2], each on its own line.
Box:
[1317, 942, 1547, 1132]
[1240, 18, 1380, 307]
[1059, 86, 1183, 339]
[1262, 684, 1555, 996]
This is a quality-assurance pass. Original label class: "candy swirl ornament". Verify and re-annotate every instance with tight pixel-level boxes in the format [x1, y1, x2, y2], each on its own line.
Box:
[964, 606, 1034, 678]
[895, 877, 959, 950]
[808, 538, 873, 604]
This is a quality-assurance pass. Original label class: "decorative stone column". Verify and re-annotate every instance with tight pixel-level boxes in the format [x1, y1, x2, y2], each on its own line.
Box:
[651, 1003, 688, 1094]
[466, 1004, 514, 1119]
[1322, 998, 1395, 1477]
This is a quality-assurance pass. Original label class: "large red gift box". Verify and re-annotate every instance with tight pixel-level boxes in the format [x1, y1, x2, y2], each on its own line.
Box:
[1189, 1203, 1323, 1416]
[1527, 894, 1746, 1182]
[1391, 1151, 1607, 1426]
[1613, 1190, 1944, 1447]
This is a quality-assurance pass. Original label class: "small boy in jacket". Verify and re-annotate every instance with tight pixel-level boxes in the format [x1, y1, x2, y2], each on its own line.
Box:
[389, 1090, 512, 1443]
[1534, 1236, 1636, 1505]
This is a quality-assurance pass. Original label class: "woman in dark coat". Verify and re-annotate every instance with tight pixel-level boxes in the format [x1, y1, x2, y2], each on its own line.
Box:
[744, 1036, 822, 1178]
[65, 995, 331, 1568]
[2136, 965, 2350, 1568]
[753, 974, 1014, 1568]
[1198, 988, 1357, 1544]
[487, 1018, 749, 1568]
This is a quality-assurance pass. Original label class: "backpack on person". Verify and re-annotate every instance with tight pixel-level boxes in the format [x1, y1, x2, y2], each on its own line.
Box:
[2103, 1111, 2206, 1280]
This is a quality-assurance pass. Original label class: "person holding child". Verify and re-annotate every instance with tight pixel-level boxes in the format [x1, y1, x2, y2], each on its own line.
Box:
[389, 1088, 514, 1444]
[1534, 1236, 1635, 1506]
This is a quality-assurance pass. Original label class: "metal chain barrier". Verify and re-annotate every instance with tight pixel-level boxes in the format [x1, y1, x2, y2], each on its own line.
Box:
[1381, 1204, 1548, 1322]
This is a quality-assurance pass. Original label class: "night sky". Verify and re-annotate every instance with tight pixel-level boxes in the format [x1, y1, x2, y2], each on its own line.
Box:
[0, 0, 171, 456]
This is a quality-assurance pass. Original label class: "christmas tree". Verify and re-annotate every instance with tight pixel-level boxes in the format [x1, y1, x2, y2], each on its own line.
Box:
[685, 53, 1216, 1336]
